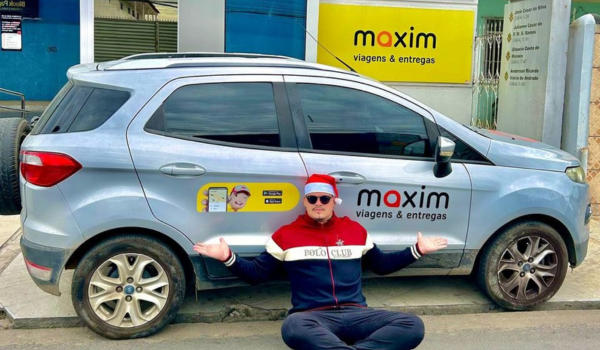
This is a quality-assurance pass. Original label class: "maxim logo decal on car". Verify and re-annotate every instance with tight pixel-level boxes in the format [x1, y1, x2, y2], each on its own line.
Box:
[356, 187, 449, 221]
[357, 187, 449, 209]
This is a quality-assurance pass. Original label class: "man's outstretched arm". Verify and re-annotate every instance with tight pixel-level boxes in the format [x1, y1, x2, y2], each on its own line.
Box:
[364, 232, 448, 275]
[194, 238, 283, 285]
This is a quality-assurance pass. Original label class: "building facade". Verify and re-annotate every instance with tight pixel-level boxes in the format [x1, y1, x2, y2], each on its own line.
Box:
[1, 0, 599, 120]
[94, 0, 160, 21]
[0, 0, 79, 101]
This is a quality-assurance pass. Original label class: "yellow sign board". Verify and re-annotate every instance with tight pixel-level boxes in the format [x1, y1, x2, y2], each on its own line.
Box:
[317, 4, 475, 84]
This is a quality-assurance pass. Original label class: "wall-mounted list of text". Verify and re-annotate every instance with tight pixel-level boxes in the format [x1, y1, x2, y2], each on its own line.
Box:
[503, 3, 549, 88]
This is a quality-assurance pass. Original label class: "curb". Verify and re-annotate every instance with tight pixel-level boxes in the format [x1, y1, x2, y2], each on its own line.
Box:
[7, 300, 600, 330]
[0, 301, 12, 329]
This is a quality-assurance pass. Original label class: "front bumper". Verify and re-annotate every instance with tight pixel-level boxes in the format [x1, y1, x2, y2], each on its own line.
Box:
[572, 203, 592, 267]
[20, 236, 72, 296]
[572, 234, 589, 268]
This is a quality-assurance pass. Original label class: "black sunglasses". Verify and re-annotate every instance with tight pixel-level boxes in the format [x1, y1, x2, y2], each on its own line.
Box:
[306, 195, 333, 205]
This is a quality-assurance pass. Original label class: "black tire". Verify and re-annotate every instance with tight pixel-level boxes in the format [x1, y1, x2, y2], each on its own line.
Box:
[72, 235, 186, 339]
[0, 118, 30, 215]
[476, 221, 568, 311]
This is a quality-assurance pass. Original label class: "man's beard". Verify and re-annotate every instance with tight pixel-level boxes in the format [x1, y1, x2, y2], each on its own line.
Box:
[312, 212, 332, 223]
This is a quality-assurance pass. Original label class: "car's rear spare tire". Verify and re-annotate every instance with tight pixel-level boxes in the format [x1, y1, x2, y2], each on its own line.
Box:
[0, 118, 30, 215]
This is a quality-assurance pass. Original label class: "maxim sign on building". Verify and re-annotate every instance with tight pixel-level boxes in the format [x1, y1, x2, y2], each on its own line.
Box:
[317, 3, 475, 84]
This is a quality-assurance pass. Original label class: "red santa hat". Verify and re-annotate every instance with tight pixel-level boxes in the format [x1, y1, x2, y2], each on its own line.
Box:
[304, 174, 342, 205]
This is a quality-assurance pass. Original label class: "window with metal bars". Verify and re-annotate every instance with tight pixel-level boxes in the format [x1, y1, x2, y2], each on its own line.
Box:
[483, 18, 503, 80]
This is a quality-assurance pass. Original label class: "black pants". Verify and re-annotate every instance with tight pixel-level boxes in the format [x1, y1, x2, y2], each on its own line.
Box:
[281, 306, 424, 350]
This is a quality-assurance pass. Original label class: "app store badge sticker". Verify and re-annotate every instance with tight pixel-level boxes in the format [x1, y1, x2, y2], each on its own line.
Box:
[198, 182, 300, 213]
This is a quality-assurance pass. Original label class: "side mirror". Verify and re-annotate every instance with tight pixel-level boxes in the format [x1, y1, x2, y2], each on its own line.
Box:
[433, 136, 455, 178]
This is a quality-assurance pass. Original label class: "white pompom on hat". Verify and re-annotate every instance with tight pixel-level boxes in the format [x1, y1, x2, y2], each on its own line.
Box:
[304, 174, 342, 205]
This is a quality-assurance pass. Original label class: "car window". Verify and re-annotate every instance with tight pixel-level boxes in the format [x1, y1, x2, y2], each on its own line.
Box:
[35, 85, 130, 135]
[296, 84, 430, 157]
[154, 82, 281, 148]
[30, 82, 73, 135]
[68, 88, 131, 132]
[439, 127, 487, 162]
[38, 86, 93, 134]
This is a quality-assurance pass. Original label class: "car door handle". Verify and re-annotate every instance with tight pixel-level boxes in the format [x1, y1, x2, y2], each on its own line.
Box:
[160, 163, 206, 176]
[329, 172, 366, 185]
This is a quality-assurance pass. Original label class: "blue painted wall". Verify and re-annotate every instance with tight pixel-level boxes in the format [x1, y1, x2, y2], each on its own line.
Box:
[225, 0, 306, 59]
[0, 0, 79, 101]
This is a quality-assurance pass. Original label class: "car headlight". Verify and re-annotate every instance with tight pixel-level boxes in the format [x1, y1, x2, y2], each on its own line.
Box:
[566, 166, 586, 183]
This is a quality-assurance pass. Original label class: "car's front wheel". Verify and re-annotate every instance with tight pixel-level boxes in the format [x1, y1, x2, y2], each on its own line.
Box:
[72, 235, 186, 339]
[476, 221, 568, 310]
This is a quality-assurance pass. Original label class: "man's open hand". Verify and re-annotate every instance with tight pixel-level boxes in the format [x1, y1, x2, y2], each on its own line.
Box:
[193, 238, 231, 262]
[417, 232, 448, 254]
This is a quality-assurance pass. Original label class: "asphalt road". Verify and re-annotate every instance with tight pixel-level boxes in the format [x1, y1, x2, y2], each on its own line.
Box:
[1, 310, 599, 349]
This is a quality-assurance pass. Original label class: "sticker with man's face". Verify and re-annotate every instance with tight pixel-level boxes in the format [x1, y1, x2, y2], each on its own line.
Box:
[198, 183, 300, 212]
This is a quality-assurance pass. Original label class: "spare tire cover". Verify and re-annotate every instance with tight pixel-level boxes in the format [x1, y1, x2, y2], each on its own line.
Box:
[0, 118, 31, 215]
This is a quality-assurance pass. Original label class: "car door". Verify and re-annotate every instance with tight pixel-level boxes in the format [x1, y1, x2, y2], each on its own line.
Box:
[127, 75, 308, 278]
[284, 76, 471, 269]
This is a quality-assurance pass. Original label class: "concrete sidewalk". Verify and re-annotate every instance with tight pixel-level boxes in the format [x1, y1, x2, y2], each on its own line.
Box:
[1, 215, 600, 329]
[0, 216, 20, 247]
[0, 216, 22, 277]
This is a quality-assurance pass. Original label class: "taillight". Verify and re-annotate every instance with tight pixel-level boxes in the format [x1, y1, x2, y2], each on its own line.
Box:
[20, 151, 82, 187]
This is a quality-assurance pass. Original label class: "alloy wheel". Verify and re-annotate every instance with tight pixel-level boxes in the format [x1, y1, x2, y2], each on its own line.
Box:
[88, 253, 170, 328]
[497, 236, 559, 300]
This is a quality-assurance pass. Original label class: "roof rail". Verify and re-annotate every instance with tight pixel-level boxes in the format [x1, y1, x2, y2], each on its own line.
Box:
[102, 56, 359, 77]
[122, 52, 295, 60]
[165, 61, 357, 75]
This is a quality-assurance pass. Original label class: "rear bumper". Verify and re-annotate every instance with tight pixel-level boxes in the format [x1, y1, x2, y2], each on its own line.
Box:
[20, 236, 72, 296]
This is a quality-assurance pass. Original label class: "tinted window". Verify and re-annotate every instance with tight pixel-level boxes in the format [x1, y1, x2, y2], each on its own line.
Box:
[38, 86, 93, 134]
[36, 85, 130, 134]
[296, 84, 430, 157]
[159, 83, 280, 148]
[31, 82, 73, 135]
[68, 89, 130, 132]
[439, 127, 486, 162]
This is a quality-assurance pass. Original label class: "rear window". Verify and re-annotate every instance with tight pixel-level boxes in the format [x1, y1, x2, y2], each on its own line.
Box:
[32, 84, 130, 135]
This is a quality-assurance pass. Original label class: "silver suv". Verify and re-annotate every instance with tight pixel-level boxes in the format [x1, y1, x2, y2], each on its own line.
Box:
[0, 53, 591, 339]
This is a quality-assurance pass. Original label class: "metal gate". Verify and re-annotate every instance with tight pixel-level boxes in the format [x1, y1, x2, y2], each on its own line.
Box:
[95, 18, 178, 62]
[471, 19, 503, 129]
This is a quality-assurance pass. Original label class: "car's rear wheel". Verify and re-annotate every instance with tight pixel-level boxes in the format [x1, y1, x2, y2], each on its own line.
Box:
[72, 235, 186, 339]
[476, 221, 568, 310]
[0, 117, 30, 215]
